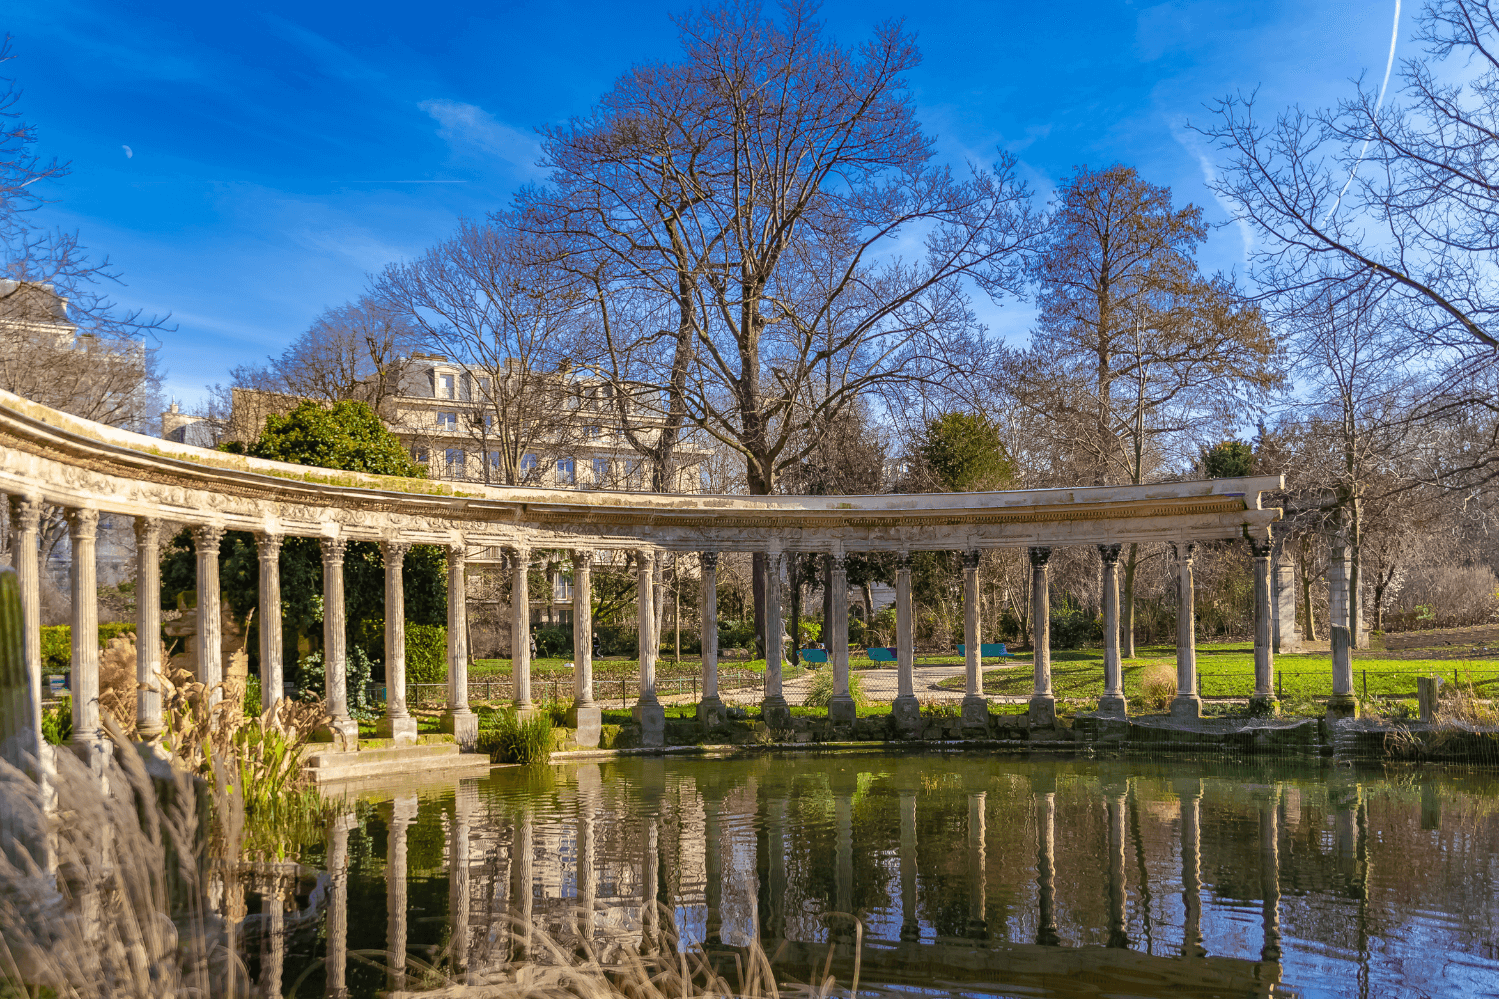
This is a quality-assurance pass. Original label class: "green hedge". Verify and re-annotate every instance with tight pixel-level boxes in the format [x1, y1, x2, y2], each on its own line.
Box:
[40, 622, 137, 674]
[406, 624, 447, 685]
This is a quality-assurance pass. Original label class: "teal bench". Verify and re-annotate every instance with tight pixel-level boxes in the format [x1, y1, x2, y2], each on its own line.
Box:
[867, 647, 897, 662]
[799, 648, 829, 664]
[956, 643, 1014, 659]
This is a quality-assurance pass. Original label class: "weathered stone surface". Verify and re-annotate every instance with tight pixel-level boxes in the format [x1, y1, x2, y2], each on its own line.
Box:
[633, 701, 665, 747]
[568, 703, 602, 749]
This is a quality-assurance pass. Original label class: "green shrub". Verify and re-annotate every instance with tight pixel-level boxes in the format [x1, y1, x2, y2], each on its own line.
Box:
[1049, 604, 1094, 650]
[244, 674, 262, 718]
[718, 619, 756, 650]
[405, 624, 447, 684]
[295, 648, 374, 715]
[477, 709, 554, 764]
[534, 625, 571, 658]
[592, 624, 638, 657]
[40, 622, 136, 674]
[42, 698, 71, 745]
[802, 668, 866, 708]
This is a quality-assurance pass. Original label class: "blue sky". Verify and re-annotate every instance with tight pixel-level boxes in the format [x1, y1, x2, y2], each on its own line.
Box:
[8, 0, 1399, 404]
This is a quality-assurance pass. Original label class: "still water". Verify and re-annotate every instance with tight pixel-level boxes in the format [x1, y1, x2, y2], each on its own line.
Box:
[254, 752, 1499, 999]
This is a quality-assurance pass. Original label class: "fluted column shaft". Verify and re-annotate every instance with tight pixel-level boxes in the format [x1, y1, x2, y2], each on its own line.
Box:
[378, 541, 416, 742]
[963, 550, 981, 696]
[387, 794, 416, 992]
[255, 533, 282, 719]
[442, 545, 476, 745]
[699, 552, 720, 702]
[192, 524, 224, 707]
[6, 497, 43, 754]
[573, 550, 594, 705]
[576, 764, 600, 944]
[321, 538, 353, 743]
[761, 549, 789, 725]
[1098, 545, 1126, 716]
[829, 554, 855, 722]
[895, 557, 915, 698]
[134, 518, 164, 737]
[509, 546, 530, 711]
[327, 813, 354, 999]
[1028, 547, 1056, 728]
[636, 550, 657, 704]
[68, 509, 104, 766]
[1251, 537, 1278, 714]
[1171, 544, 1202, 719]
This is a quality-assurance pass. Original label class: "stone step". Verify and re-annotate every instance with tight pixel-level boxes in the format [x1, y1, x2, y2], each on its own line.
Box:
[303, 742, 492, 783]
[305, 742, 459, 768]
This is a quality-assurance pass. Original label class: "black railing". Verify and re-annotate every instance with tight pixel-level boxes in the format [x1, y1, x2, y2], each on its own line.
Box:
[405, 669, 765, 708]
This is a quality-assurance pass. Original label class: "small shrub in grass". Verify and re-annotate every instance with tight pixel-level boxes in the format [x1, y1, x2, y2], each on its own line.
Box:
[1140, 665, 1177, 710]
[478, 709, 554, 764]
[405, 624, 447, 684]
[802, 668, 865, 708]
[42, 697, 71, 745]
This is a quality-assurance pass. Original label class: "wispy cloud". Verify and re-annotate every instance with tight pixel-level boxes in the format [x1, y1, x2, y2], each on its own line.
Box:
[262, 14, 383, 82]
[419, 99, 542, 174]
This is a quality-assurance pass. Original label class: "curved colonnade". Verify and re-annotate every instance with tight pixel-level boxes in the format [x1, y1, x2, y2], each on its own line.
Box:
[0, 388, 1283, 764]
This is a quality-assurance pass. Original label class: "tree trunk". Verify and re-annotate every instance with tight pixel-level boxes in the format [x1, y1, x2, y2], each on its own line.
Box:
[822, 557, 833, 640]
[1121, 543, 1139, 658]
[1298, 537, 1318, 642]
[861, 582, 875, 640]
[752, 552, 767, 657]
[789, 569, 801, 666]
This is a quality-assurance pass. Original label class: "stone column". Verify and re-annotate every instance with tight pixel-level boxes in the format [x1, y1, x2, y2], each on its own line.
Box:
[1098, 545, 1127, 716]
[899, 788, 919, 942]
[377, 541, 416, 743]
[1178, 778, 1205, 958]
[508, 546, 532, 717]
[568, 549, 601, 747]
[1250, 536, 1278, 716]
[1260, 787, 1282, 965]
[1327, 534, 1358, 719]
[1171, 543, 1202, 720]
[1106, 781, 1129, 948]
[441, 544, 477, 747]
[761, 548, 790, 728]
[320, 538, 358, 748]
[633, 549, 665, 745]
[967, 790, 987, 939]
[6, 496, 43, 748]
[134, 517, 165, 738]
[1035, 788, 1059, 946]
[68, 508, 106, 768]
[449, 783, 473, 978]
[1272, 549, 1300, 652]
[961, 549, 989, 731]
[697, 551, 725, 729]
[326, 811, 354, 999]
[828, 553, 856, 724]
[386, 793, 416, 992]
[892, 554, 919, 736]
[1028, 547, 1056, 729]
[192, 524, 224, 707]
[576, 763, 600, 945]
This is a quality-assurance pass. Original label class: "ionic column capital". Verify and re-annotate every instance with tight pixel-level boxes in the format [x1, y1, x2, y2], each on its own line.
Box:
[256, 533, 284, 559]
[699, 550, 718, 572]
[67, 507, 99, 539]
[1097, 543, 1122, 565]
[320, 536, 347, 567]
[962, 549, 982, 570]
[192, 523, 225, 550]
[134, 516, 163, 547]
[1028, 546, 1052, 568]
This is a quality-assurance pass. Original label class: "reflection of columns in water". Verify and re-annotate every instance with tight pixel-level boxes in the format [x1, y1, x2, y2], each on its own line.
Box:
[836, 785, 854, 918]
[326, 813, 354, 999]
[899, 789, 919, 942]
[387, 794, 416, 991]
[704, 783, 723, 946]
[767, 793, 788, 942]
[643, 811, 661, 951]
[449, 785, 473, 978]
[967, 791, 987, 939]
[1035, 792, 1059, 947]
[259, 868, 286, 999]
[1260, 787, 1281, 964]
[576, 764, 600, 946]
[1178, 779, 1206, 959]
[1106, 784, 1129, 949]
[509, 809, 534, 963]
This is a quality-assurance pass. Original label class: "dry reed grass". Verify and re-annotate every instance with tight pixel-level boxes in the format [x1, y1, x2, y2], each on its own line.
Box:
[1140, 665, 1177, 711]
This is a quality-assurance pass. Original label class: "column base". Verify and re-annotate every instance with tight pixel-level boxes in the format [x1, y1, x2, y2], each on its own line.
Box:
[440, 708, 478, 750]
[900, 920, 920, 943]
[375, 713, 419, 744]
[632, 699, 665, 747]
[1027, 694, 1057, 729]
[1096, 693, 1128, 718]
[961, 694, 990, 732]
[892, 695, 922, 739]
[514, 701, 538, 721]
[1325, 694, 1359, 721]
[760, 695, 791, 730]
[567, 703, 602, 748]
[1169, 694, 1202, 720]
[71, 734, 110, 774]
[828, 694, 857, 724]
[316, 716, 360, 751]
[966, 919, 988, 941]
[1248, 694, 1280, 718]
[697, 696, 727, 730]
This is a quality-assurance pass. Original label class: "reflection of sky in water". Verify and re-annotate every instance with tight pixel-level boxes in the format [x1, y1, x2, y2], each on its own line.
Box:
[278, 755, 1499, 999]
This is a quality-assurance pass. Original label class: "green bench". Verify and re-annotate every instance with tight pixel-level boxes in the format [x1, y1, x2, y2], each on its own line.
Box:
[956, 643, 1015, 659]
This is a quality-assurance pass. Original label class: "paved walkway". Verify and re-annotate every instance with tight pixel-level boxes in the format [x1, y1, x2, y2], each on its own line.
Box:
[713, 661, 1035, 707]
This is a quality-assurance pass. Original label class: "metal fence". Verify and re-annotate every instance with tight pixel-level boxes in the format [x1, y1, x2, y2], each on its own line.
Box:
[1198, 668, 1499, 701]
[405, 669, 766, 709]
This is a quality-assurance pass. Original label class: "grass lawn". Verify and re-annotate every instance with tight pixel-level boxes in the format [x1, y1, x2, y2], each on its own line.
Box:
[933, 642, 1499, 701]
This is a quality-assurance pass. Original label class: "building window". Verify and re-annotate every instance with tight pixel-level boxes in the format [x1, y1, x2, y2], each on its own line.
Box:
[555, 574, 573, 602]
[436, 411, 457, 429]
[557, 457, 575, 484]
[440, 374, 456, 399]
[520, 453, 538, 477]
[625, 458, 641, 483]
[585, 425, 601, 438]
[487, 450, 502, 474]
[445, 448, 466, 478]
[592, 457, 609, 485]
[413, 447, 429, 463]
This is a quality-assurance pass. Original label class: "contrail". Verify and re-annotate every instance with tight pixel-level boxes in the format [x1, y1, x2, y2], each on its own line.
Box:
[1323, 0, 1402, 222]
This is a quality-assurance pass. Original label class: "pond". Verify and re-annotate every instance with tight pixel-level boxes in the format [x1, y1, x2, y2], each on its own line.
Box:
[255, 752, 1499, 999]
